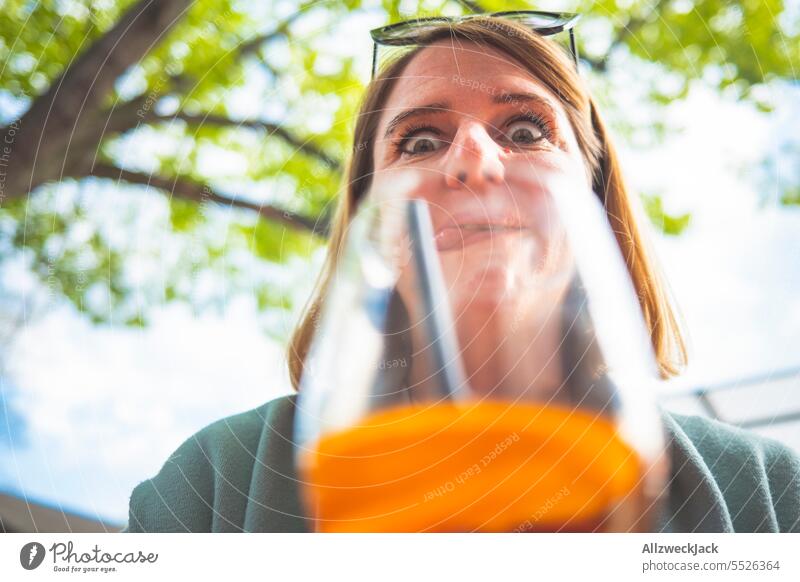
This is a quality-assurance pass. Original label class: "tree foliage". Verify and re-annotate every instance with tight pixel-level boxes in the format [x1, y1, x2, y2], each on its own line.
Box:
[0, 0, 796, 331]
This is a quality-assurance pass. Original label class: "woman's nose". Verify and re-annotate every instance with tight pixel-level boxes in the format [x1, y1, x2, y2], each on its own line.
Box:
[443, 122, 505, 190]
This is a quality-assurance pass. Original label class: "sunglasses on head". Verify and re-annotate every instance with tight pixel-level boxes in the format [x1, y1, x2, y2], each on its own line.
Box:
[369, 10, 581, 80]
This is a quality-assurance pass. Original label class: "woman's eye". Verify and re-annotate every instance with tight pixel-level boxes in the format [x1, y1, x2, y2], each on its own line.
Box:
[505, 120, 545, 145]
[399, 132, 442, 156]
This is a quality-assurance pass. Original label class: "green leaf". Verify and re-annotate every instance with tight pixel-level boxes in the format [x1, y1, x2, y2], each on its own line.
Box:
[641, 193, 692, 236]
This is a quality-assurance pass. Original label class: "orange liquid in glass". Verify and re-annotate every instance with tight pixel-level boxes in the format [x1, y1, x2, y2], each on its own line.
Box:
[299, 401, 651, 532]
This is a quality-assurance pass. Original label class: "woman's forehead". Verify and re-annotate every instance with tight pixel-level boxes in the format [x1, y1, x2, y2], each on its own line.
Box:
[399, 39, 527, 79]
[378, 40, 564, 132]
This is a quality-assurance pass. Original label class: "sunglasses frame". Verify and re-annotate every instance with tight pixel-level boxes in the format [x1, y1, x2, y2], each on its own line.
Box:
[370, 10, 581, 80]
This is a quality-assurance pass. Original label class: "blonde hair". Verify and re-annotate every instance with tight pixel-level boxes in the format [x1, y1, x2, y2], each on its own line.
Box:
[287, 17, 687, 389]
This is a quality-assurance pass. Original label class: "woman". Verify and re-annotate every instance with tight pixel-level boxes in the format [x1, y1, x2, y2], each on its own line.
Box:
[125, 16, 800, 533]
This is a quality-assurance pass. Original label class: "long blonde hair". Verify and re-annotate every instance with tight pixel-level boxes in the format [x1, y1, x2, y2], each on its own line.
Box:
[287, 17, 687, 389]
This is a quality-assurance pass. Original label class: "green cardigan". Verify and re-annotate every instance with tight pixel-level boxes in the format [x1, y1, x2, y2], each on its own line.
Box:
[125, 395, 800, 533]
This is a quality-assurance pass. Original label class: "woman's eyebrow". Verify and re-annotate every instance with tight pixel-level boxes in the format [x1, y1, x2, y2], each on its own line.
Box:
[383, 101, 451, 140]
[382, 92, 558, 140]
[493, 92, 558, 117]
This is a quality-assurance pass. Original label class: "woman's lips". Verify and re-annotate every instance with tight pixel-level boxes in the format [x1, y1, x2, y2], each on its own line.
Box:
[434, 224, 529, 252]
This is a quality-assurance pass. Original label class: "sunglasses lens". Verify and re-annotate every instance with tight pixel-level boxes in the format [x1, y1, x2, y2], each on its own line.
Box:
[371, 12, 580, 78]
[372, 12, 576, 46]
[372, 18, 448, 44]
[499, 12, 573, 34]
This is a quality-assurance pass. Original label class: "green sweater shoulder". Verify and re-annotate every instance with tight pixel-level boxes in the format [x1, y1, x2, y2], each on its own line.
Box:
[125, 395, 308, 532]
[125, 395, 800, 533]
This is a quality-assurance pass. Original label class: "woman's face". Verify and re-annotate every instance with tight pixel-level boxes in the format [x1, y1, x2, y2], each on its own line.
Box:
[373, 40, 586, 177]
[369, 38, 588, 348]
[372, 41, 589, 400]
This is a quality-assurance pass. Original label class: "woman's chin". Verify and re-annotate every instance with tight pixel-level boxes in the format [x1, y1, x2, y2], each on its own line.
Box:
[450, 268, 519, 310]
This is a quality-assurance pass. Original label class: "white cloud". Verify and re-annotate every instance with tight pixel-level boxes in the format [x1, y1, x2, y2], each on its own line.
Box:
[3, 300, 292, 521]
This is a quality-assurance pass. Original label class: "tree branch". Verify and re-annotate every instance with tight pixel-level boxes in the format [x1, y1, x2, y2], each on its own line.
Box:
[92, 2, 334, 171]
[89, 163, 329, 236]
[151, 112, 341, 172]
[582, 54, 608, 72]
[1, 0, 193, 199]
[225, 0, 320, 64]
